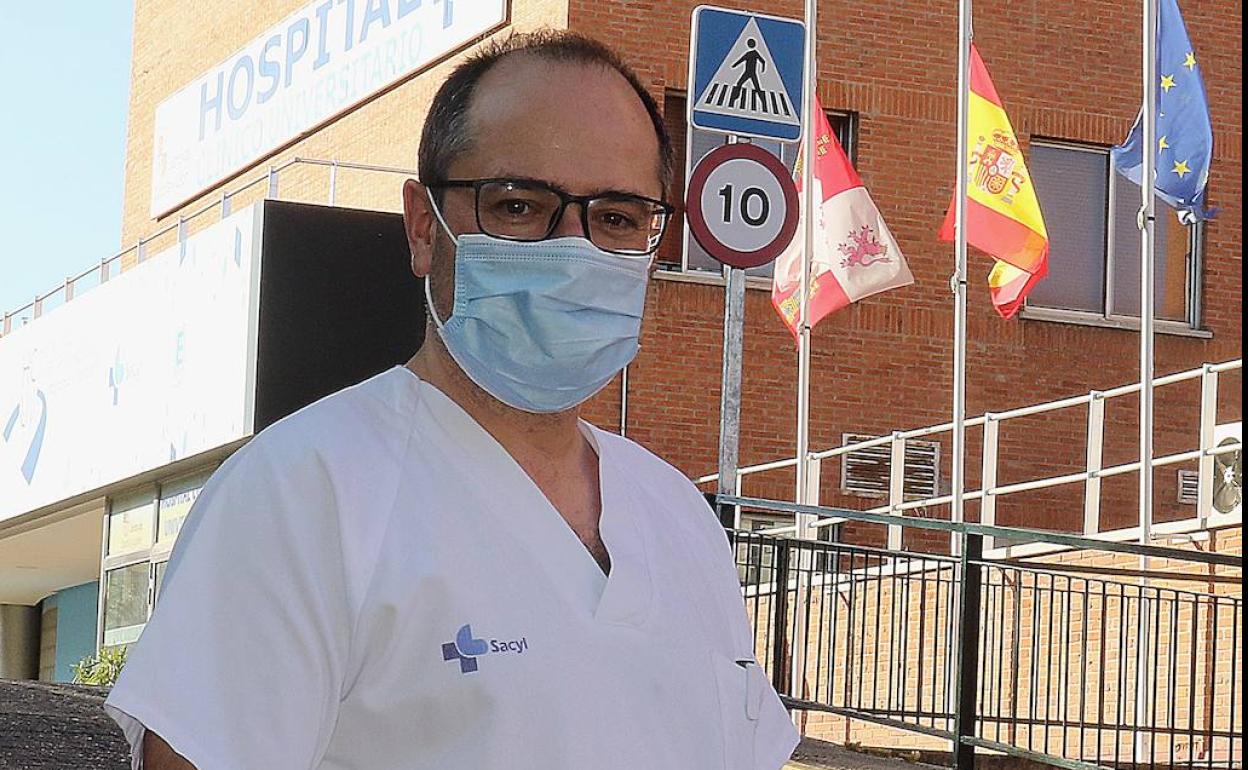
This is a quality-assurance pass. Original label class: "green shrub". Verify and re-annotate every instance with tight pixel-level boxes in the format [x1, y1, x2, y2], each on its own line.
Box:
[71, 645, 128, 686]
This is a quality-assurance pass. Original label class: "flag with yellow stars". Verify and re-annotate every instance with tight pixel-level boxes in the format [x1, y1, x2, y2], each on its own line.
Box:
[1111, 0, 1215, 222]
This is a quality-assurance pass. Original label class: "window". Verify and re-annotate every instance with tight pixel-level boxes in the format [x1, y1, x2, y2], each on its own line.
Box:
[156, 469, 211, 554]
[99, 465, 215, 648]
[154, 560, 169, 605]
[107, 489, 155, 558]
[659, 91, 856, 279]
[1026, 141, 1201, 327]
[840, 434, 940, 499]
[102, 562, 150, 648]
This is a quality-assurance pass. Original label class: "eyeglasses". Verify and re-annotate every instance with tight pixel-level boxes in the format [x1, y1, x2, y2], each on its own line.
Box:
[428, 178, 674, 256]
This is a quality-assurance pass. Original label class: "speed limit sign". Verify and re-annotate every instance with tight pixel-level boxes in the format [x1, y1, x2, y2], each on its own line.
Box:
[685, 142, 799, 269]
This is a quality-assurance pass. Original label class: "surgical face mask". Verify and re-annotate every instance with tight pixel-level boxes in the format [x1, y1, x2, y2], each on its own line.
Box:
[424, 197, 649, 414]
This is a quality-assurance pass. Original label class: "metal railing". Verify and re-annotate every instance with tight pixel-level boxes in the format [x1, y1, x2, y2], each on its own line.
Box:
[727, 497, 1243, 770]
[700, 359, 1242, 552]
[2, 157, 417, 338]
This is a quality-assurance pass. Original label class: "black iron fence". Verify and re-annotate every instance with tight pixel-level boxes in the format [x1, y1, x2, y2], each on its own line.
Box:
[724, 496, 1243, 770]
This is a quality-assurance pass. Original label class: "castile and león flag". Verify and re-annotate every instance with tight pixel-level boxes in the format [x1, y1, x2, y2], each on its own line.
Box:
[770, 96, 914, 337]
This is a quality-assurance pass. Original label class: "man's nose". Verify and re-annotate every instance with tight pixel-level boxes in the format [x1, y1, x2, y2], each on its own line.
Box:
[550, 202, 588, 239]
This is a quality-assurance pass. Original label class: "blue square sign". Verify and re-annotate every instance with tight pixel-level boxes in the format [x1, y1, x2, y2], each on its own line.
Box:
[688, 6, 806, 142]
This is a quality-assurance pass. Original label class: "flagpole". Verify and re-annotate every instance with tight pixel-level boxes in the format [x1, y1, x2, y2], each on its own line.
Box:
[951, 1, 971, 546]
[1138, 0, 1157, 560]
[787, 0, 819, 722]
[795, 0, 817, 522]
[950, 0, 973, 764]
[1135, 0, 1159, 758]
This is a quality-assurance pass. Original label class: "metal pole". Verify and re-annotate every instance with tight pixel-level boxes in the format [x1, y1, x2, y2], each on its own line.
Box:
[795, 0, 817, 529]
[954, 534, 984, 770]
[716, 264, 746, 530]
[785, 0, 819, 727]
[619, 365, 629, 438]
[770, 538, 792, 696]
[950, 0, 975, 765]
[1138, 0, 1158, 550]
[950, 0, 972, 551]
[1135, 0, 1159, 757]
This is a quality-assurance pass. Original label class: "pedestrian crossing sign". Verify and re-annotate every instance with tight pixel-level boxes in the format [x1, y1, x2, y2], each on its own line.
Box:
[688, 6, 806, 142]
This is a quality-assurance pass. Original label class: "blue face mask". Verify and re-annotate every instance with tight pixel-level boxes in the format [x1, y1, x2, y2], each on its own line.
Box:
[424, 207, 650, 414]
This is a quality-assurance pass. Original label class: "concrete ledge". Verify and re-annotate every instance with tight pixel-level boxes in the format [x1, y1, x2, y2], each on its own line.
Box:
[0, 679, 128, 770]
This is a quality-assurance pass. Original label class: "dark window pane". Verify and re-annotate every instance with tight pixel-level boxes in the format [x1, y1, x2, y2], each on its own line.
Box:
[829, 113, 854, 166]
[154, 560, 168, 605]
[658, 91, 687, 270]
[1027, 144, 1108, 313]
[1107, 166, 1191, 321]
[685, 126, 731, 274]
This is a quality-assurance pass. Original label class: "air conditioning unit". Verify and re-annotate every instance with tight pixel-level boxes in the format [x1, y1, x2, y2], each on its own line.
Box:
[1211, 421, 1242, 517]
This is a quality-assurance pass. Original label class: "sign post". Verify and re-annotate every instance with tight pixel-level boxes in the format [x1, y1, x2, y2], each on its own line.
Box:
[719, 257, 747, 528]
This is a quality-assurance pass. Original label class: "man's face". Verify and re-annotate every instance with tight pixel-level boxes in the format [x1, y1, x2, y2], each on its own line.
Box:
[405, 54, 665, 317]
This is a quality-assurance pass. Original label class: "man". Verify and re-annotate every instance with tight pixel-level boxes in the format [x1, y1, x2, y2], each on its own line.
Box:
[105, 30, 798, 769]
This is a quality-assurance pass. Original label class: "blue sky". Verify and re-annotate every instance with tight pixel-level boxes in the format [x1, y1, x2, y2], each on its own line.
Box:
[0, 3, 134, 317]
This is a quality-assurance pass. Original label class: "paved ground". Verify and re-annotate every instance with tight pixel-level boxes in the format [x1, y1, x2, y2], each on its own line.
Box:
[788, 738, 941, 770]
[1, 679, 934, 769]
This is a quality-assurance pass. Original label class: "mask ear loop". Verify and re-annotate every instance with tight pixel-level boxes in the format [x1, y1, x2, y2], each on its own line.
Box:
[422, 187, 459, 332]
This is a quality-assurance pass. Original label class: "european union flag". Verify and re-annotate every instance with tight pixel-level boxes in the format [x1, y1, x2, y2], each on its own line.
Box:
[1111, 0, 1215, 223]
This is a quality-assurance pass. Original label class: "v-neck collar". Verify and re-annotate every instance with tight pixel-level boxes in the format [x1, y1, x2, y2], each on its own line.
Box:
[396, 367, 653, 627]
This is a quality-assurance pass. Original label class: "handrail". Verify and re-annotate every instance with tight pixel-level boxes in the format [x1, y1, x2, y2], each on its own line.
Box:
[696, 359, 1242, 486]
[751, 437, 1241, 537]
[707, 358, 1242, 550]
[722, 494, 1244, 568]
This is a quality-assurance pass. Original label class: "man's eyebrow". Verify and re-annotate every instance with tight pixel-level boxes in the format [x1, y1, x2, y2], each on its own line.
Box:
[484, 173, 657, 200]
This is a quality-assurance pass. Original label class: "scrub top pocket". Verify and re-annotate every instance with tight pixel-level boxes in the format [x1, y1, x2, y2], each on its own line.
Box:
[710, 651, 799, 770]
[710, 652, 763, 769]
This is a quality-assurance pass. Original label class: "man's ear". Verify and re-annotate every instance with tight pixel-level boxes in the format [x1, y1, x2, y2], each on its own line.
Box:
[402, 178, 435, 278]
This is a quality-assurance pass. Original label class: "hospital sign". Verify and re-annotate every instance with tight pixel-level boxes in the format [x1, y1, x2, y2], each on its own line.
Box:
[149, 0, 507, 217]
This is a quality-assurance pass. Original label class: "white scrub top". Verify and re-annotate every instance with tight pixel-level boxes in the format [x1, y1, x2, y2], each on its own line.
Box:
[104, 366, 798, 769]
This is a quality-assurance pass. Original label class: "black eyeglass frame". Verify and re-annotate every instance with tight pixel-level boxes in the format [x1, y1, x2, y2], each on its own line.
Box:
[428, 177, 676, 256]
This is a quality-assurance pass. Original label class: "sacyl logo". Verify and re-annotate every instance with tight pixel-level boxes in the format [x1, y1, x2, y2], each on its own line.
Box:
[441, 624, 529, 674]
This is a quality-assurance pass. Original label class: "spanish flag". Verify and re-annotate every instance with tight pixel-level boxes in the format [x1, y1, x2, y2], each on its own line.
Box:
[938, 45, 1049, 319]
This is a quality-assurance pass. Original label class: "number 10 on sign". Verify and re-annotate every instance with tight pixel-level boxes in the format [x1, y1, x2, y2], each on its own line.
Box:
[719, 183, 771, 227]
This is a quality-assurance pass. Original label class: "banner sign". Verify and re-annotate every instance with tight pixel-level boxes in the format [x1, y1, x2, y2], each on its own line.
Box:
[150, 0, 508, 216]
[0, 205, 264, 523]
